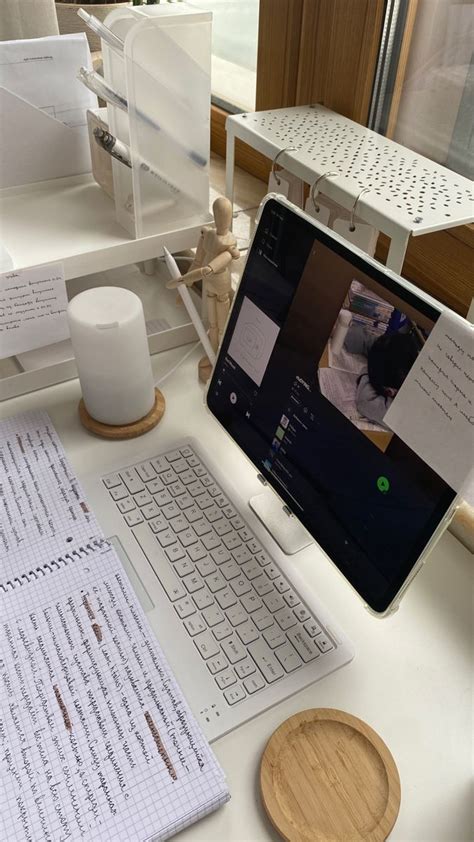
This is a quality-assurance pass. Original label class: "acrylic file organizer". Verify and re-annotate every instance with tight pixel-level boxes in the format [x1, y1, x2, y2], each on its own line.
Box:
[101, 4, 212, 238]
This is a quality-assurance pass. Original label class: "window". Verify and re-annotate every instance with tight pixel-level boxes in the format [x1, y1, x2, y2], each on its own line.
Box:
[369, 0, 473, 180]
[188, 0, 259, 112]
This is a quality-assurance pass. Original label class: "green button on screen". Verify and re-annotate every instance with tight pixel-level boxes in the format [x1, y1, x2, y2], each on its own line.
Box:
[377, 476, 390, 493]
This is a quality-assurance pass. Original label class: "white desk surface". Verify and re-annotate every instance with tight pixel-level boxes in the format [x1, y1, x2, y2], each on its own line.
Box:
[2, 344, 472, 842]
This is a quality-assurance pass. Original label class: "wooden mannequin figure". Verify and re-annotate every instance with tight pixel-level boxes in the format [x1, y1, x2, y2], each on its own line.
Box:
[167, 197, 240, 382]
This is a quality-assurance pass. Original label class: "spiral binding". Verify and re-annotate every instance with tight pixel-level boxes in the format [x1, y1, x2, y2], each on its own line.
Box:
[0, 537, 109, 594]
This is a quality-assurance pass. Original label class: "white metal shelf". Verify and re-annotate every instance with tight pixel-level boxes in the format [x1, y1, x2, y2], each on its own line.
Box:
[226, 104, 473, 272]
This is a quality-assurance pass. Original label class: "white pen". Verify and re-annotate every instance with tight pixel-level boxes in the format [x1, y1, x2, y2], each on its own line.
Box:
[162, 247, 216, 365]
[77, 8, 124, 52]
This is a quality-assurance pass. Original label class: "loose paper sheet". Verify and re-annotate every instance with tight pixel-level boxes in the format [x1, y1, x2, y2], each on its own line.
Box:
[0, 410, 101, 580]
[0, 542, 228, 842]
[384, 311, 474, 503]
[0, 263, 69, 358]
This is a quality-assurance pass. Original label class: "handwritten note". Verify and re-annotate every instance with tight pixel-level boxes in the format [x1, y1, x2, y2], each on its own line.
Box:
[0, 262, 68, 358]
[385, 311, 474, 503]
[0, 410, 101, 580]
[0, 542, 228, 842]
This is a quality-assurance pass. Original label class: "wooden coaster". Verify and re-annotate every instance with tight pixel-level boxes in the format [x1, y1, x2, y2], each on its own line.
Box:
[79, 389, 165, 439]
[260, 708, 401, 842]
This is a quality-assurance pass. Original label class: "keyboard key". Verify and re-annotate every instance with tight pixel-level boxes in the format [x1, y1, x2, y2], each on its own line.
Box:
[316, 634, 334, 654]
[214, 519, 232, 537]
[247, 639, 284, 682]
[215, 494, 229, 509]
[221, 505, 236, 519]
[165, 544, 186, 564]
[223, 533, 242, 551]
[232, 545, 251, 565]
[187, 542, 207, 563]
[241, 593, 262, 613]
[238, 527, 253, 542]
[294, 605, 311, 623]
[207, 653, 229, 675]
[193, 464, 206, 477]
[224, 685, 246, 705]
[202, 532, 221, 551]
[211, 546, 231, 565]
[230, 576, 252, 597]
[135, 490, 152, 507]
[103, 472, 121, 489]
[252, 607, 273, 631]
[172, 458, 188, 474]
[120, 468, 144, 495]
[193, 589, 214, 611]
[174, 597, 195, 619]
[222, 637, 246, 664]
[124, 510, 144, 527]
[187, 480, 206, 497]
[287, 628, 320, 662]
[253, 576, 273, 597]
[205, 505, 222, 523]
[142, 502, 160, 520]
[265, 563, 280, 580]
[304, 620, 323, 637]
[174, 558, 194, 577]
[183, 573, 204, 594]
[193, 519, 212, 537]
[180, 446, 193, 458]
[207, 483, 220, 497]
[116, 496, 135, 514]
[161, 469, 176, 485]
[169, 480, 185, 498]
[255, 551, 271, 567]
[186, 455, 200, 468]
[274, 576, 290, 594]
[156, 529, 176, 548]
[147, 477, 164, 495]
[165, 449, 182, 462]
[196, 492, 213, 509]
[207, 572, 227, 594]
[136, 462, 157, 482]
[201, 604, 224, 627]
[110, 484, 128, 501]
[230, 515, 245, 530]
[263, 625, 287, 649]
[220, 560, 240, 581]
[162, 502, 181, 520]
[151, 455, 169, 473]
[215, 669, 236, 690]
[227, 605, 248, 627]
[193, 631, 220, 659]
[195, 558, 216, 578]
[176, 493, 194, 510]
[184, 615, 206, 636]
[200, 474, 213, 487]
[149, 515, 168, 533]
[179, 469, 196, 485]
[179, 528, 198, 548]
[215, 587, 237, 608]
[284, 591, 300, 608]
[236, 620, 259, 646]
[243, 673, 266, 694]
[274, 607, 297, 630]
[275, 643, 303, 673]
[240, 560, 261, 580]
[246, 538, 261, 554]
[213, 621, 233, 641]
[235, 659, 256, 679]
[169, 514, 188, 533]
[186, 505, 204, 524]
[263, 593, 285, 613]
[154, 489, 172, 507]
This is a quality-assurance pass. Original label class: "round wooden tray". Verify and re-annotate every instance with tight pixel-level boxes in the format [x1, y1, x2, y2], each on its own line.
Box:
[260, 708, 400, 842]
[79, 389, 165, 440]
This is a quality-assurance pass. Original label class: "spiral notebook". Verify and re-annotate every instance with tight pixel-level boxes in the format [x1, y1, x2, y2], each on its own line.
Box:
[0, 410, 229, 842]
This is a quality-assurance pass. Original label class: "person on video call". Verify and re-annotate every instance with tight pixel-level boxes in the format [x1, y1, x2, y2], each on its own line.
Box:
[344, 321, 420, 427]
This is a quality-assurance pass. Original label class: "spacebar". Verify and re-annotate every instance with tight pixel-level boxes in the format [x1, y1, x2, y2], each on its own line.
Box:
[131, 523, 186, 601]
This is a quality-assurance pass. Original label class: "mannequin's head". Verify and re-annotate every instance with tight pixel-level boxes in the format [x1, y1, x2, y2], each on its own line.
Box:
[213, 197, 232, 235]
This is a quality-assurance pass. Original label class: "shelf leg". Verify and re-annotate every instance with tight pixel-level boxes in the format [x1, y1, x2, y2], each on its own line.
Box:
[226, 131, 236, 221]
[385, 232, 410, 275]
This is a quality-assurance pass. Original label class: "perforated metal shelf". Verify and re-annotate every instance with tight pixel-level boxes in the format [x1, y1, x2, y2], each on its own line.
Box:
[226, 105, 473, 256]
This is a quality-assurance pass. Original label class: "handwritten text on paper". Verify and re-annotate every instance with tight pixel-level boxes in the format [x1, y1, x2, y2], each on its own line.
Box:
[0, 263, 69, 358]
[385, 311, 474, 504]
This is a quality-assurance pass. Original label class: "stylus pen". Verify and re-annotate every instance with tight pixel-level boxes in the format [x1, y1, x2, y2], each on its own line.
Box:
[77, 8, 125, 53]
[77, 67, 207, 169]
[163, 247, 217, 365]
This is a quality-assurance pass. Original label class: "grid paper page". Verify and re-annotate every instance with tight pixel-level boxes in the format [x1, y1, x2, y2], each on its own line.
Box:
[0, 409, 103, 581]
[1, 541, 229, 842]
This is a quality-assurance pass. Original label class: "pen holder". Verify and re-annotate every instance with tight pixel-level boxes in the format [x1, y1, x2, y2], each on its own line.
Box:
[68, 287, 165, 439]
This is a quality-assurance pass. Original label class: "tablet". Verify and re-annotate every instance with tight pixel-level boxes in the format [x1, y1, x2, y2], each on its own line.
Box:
[207, 195, 457, 615]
